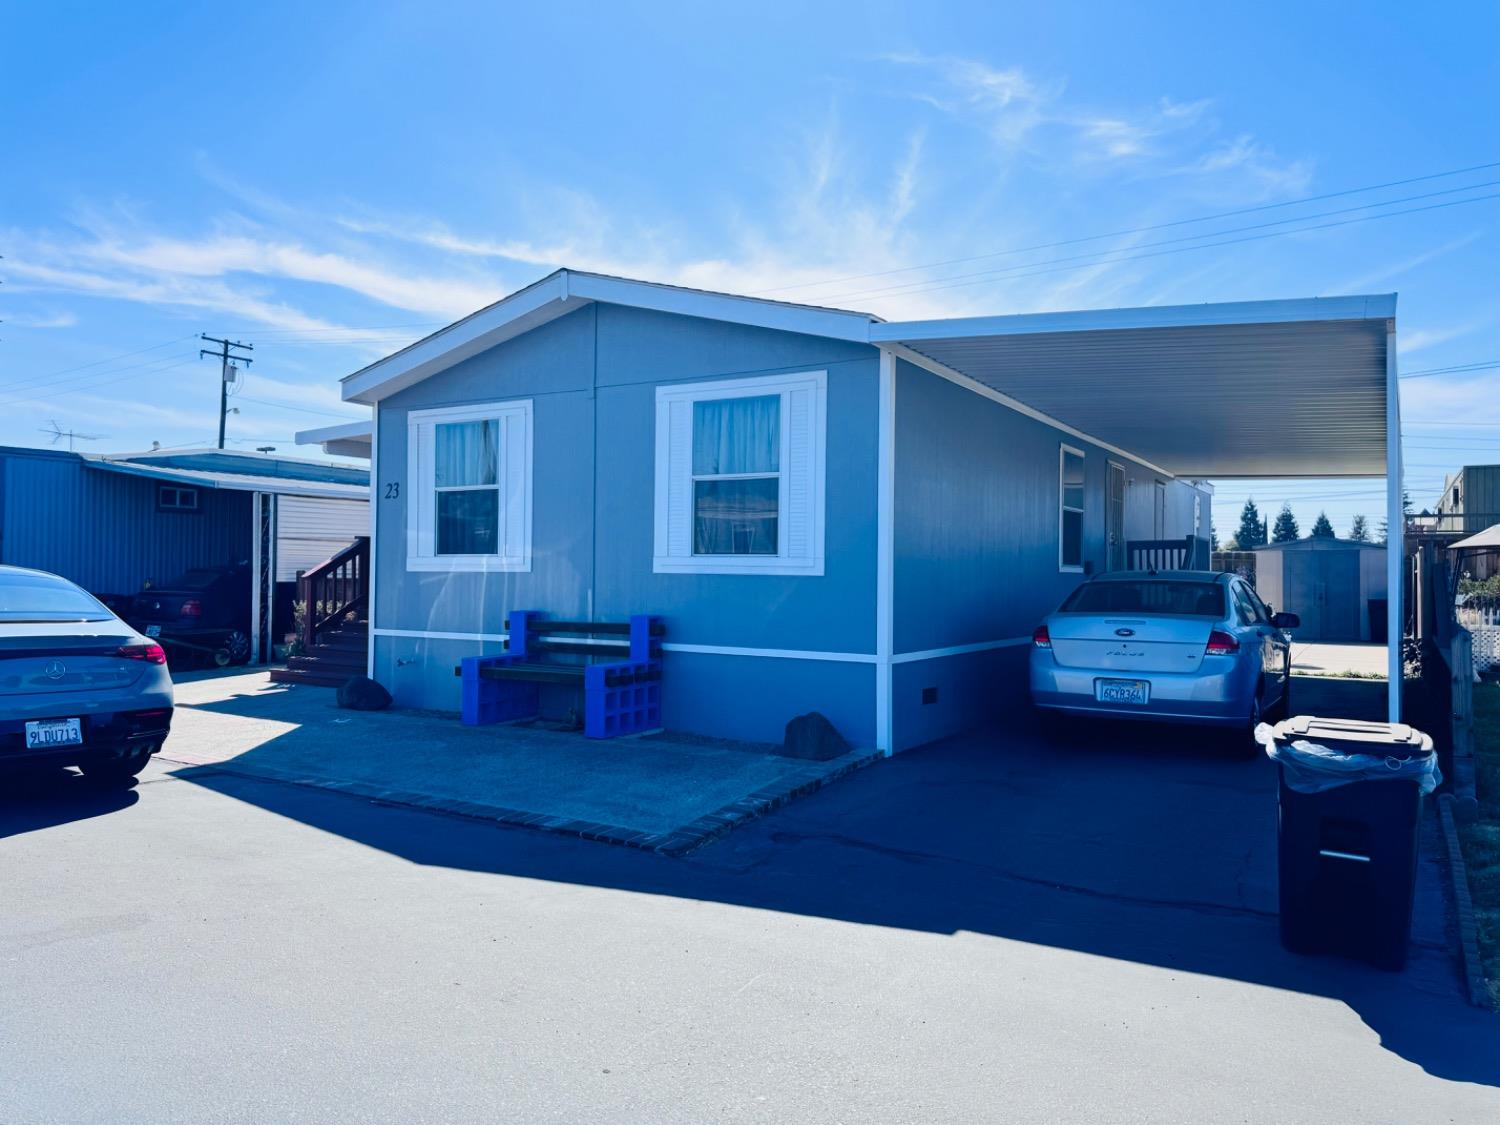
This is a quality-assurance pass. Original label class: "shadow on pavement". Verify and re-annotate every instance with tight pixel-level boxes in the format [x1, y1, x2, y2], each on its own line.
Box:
[153, 704, 1500, 1090]
[0, 770, 139, 839]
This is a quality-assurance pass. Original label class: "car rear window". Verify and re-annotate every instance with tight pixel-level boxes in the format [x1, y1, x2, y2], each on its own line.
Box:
[1060, 580, 1226, 617]
[165, 569, 226, 589]
[0, 572, 114, 622]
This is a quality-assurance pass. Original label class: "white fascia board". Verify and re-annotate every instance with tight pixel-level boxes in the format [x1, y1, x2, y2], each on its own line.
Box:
[565, 272, 876, 343]
[342, 272, 576, 404]
[883, 342, 1177, 480]
[295, 420, 373, 445]
[871, 293, 1397, 343]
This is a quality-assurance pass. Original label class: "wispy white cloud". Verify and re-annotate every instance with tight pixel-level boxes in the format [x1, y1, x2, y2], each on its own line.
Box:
[2, 309, 78, 329]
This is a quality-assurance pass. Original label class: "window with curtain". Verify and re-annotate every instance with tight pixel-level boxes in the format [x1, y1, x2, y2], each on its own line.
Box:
[653, 370, 826, 576]
[406, 399, 533, 572]
[1060, 446, 1085, 570]
[691, 395, 780, 555]
[434, 419, 499, 554]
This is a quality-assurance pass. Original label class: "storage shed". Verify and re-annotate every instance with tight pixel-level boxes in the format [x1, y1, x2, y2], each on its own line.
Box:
[1252, 538, 1388, 642]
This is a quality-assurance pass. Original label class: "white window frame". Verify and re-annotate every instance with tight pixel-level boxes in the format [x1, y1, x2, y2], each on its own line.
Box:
[405, 399, 533, 573]
[1059, 443, 1086, 573]
[654, 370, 826, 576]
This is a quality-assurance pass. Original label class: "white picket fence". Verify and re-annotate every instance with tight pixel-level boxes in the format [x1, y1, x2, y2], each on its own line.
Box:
[1457, 603, 1500, 673]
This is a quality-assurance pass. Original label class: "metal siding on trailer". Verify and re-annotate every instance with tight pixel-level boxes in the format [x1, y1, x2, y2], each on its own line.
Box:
[0, 451, 251, 598]
[276, 496, 370, 582]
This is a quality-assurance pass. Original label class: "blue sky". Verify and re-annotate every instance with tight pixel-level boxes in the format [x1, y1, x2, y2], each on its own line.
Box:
[3, 2, 1498, 536]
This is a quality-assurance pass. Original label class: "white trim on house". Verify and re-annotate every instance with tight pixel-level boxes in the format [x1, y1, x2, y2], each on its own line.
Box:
[875, 349, 896, 755]
[370, 625, 1028, 666]
[1385, 325, 1403, 720]
[880, 343, 1177, 480]
[1058, 443, 1086, 574]
[405, 399, 534, 573]
[872, 293, 1398, 342]
[342, 270, 877, 404]
[367, 417, 380, 677]
[653, 370, 827, 576]
[891, 637, 1031, 663]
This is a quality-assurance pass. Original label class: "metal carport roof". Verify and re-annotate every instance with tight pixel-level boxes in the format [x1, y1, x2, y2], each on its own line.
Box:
[872, 294, 1396, 479]
[82, 456, 369, 501]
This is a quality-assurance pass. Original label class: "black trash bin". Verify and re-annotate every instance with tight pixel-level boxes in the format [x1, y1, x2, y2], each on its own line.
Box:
[1261, 716, 1439, 970]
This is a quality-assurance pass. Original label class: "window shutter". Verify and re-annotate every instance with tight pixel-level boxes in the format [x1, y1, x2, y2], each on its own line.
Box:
[784, 383, 815, 560]
[663, 398, 694, 558]
[501, 406, 529, 560]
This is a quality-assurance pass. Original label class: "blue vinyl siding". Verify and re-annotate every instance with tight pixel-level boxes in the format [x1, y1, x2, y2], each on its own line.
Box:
[888, 360, 1203, 749]
[0, 447, 251, 598]
[372, 303, 880, 741]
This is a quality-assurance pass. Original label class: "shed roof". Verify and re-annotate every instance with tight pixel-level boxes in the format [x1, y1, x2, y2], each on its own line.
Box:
[1450, 523, 1500, 551]
[1253, 537, 1386, 552]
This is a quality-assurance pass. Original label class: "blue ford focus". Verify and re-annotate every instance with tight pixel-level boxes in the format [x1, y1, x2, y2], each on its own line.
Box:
[0, 566, 174, 784]
[1030, 570, 1296, 749]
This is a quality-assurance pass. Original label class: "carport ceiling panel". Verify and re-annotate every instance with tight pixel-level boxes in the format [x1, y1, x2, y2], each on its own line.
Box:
[901, 319, 1389, 478]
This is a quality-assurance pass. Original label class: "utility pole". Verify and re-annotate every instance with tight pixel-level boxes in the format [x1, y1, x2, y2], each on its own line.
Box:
[199, 334, 253, 449]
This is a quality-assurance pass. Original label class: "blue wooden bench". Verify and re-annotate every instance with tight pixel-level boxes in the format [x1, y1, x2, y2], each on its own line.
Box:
[456, 611, 664, 738]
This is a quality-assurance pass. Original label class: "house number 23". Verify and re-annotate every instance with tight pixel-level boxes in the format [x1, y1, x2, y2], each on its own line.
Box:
[384, 482, 400, 499]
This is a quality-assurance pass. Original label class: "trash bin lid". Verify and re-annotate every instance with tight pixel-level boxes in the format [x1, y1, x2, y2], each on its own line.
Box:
[1272, 716, 1432, 760]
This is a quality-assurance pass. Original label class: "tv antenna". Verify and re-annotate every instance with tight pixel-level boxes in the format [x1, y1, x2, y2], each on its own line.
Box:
[40, 420, 105, 452]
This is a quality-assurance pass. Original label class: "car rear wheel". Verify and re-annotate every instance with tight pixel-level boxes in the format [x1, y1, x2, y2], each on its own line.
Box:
[80, 746, 154, 786]
[1238, 694, 1264, 758]
[223, 629, 252, 666]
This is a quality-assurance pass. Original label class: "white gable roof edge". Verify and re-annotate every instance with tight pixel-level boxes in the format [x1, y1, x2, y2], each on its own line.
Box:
[342, 269, 881, 404]
[872, 293, 1396, 343]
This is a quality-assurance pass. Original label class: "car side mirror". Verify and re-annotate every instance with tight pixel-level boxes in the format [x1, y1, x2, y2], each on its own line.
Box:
[1272, 612, 1300, 630]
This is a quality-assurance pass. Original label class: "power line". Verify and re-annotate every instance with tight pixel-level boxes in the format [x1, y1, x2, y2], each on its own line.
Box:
[235, 395, 364, 420]
[1399, 359, 1500, 380]
[755, 157, 1500, 296]
[819, 187, 1500, 304]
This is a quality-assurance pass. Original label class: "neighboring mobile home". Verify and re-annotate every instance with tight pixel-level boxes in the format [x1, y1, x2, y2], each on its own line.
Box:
[341, 270, 1402, 750]
[0, 446, 369, 662]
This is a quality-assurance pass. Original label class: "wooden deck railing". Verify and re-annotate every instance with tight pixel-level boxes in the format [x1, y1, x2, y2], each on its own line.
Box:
[298, 536, 369, 650]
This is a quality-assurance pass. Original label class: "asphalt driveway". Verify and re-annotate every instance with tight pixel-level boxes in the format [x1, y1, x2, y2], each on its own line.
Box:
[2, 687, 1496, 1121]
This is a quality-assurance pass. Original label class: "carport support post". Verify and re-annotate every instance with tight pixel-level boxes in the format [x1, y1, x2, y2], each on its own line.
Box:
[875, 348, 896, 755]
[1386, 323, 1403, 721]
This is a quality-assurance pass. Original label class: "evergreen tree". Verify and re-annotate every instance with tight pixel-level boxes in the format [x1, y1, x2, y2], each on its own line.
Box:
[1348, 514, 1369, 542]
[1272, 503, 1300, 543]
[1210, 524, 1220, 552]
[1310, 511, 1335, 538]
[1235, 499, 1266, 549]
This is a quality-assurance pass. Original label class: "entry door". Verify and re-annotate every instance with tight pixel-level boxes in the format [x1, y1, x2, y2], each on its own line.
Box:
[1284, 554, 1322, 639]
[1318, 551, 1361, 641]
[1153, 481, 1167, 538]
[1107, 463, 1126, 571]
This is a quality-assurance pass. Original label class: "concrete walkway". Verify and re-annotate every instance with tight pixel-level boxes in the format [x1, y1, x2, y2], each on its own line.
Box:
[1291, 640, 1390, 678]
[158, 672, 877, 853]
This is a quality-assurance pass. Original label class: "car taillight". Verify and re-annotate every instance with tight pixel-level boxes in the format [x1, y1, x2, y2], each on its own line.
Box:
[180, 599, 202, 617]
[1205, 629, 1239, 656]
[119, 643, 167, 664]
[1032, 624, 1051, 649]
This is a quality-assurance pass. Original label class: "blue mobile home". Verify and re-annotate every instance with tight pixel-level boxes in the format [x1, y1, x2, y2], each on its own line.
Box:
[341, 272, 1402, 747]
[0, 446, 369, 663]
